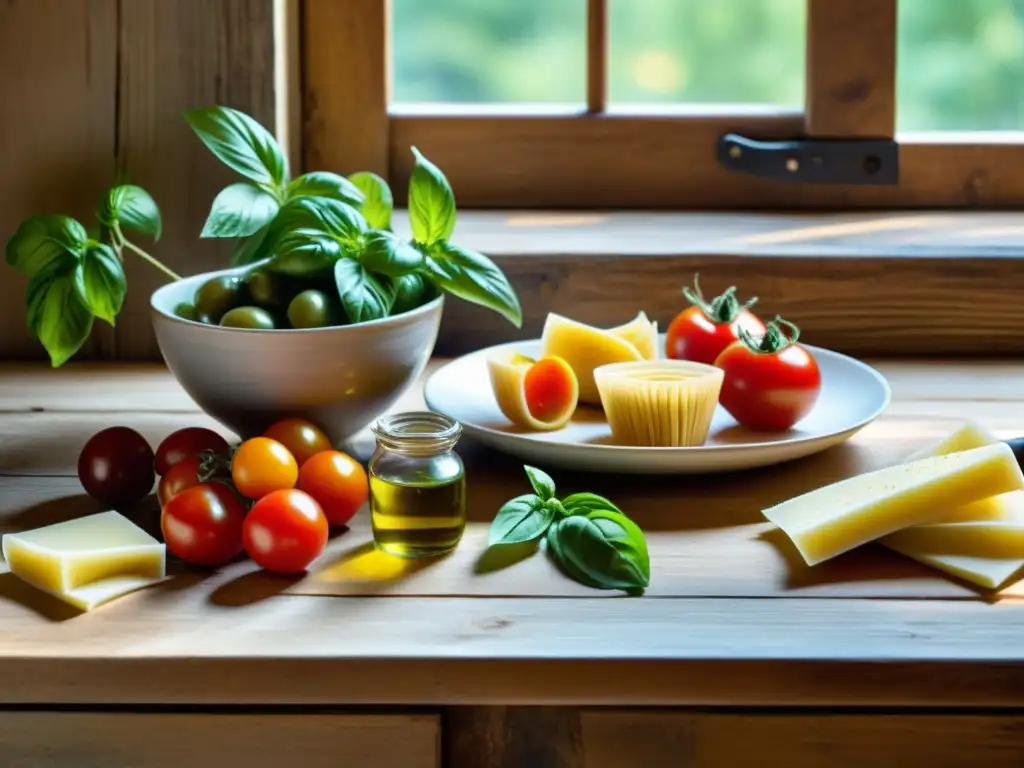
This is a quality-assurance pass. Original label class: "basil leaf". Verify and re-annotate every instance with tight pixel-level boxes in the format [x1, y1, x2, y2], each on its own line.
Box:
[358, 231, 424, 277]
[267, 228, 342, 276]
[75, 243, 126, 325]
[425, 241, 522, 327]
[348, 171, 393, 230]
[489, 494, 554, 546]
[523, 465, 556, 501]
[201, 182, 279, 238]
[27, 261, 94, 368]
[6, 215, 86, 276]
[561, 492, 623, 516]
[287, 172, 364, 207]
[231, 222, 272, 267]
[548, 510, 650, 591]
[545, 522, 606, 590]
[334, 258, 395, 323]
[391, 273, 435, 315]
[271, 197, 366, 246]
[96, 185, 162, 240]
[185, 105, 287, 190]
[408, 147, 456, 245]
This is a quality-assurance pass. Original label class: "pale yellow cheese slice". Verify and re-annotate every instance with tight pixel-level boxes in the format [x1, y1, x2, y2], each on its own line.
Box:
[881, 422, 1024, 589]
[762, 442, 1024, 566]
[540, 313, 643, 404]
[2, 511, 166, 612]
[607, 311, 658, 361]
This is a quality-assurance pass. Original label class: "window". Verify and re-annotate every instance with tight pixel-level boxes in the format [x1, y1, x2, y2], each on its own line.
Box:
[304, 0, 1024, 208]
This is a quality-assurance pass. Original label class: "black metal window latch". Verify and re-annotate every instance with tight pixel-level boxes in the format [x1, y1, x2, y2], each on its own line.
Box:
[717, 133, 899, 185]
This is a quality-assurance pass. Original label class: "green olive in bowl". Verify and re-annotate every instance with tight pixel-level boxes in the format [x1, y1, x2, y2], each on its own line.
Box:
[287, 290, 335, 329]
[246, 269, 287, 309]
[220, 306, 276, 329]
[195, 275, 247, 324]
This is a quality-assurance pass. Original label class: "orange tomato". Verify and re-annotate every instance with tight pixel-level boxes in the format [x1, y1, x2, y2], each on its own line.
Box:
[523, 356, 577, 424]
[263, 418, 332, 467]
[298, 450, 369, 527]
[231, 437, 298, 500]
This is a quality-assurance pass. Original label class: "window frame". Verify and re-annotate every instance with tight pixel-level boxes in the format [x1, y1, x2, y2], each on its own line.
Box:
[302, 0, 1024, 210]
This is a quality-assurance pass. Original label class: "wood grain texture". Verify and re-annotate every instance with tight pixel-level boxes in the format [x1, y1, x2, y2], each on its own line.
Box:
[0, 712, 439, 768]
[581, 711, 1024, 768]
[805, 0, 896, 138]
[0, 0, 117, 361]
[116, 0, 277, 359]
[304, 0, 389, 175]
[446, 707, 583, 768]
[586, 0, 607, 114]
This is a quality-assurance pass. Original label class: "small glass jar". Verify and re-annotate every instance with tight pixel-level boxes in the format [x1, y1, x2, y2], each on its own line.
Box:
[368, 411, 466, 558]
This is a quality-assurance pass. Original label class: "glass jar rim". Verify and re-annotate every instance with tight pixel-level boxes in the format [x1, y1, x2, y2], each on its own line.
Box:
[372, 411, 462, 449]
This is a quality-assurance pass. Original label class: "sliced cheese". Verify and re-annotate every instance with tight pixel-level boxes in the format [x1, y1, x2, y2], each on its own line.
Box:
[540, 313, 643, 404]
[762, 442, 1024, 566]
[881, 422, 1024, 589]
[2, 511, 166, 612]
[608, 311, 659, 361]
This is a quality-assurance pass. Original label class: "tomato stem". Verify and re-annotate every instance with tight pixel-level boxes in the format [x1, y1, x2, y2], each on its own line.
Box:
[682, 273, 757, 324]
[738, 315, 801, 354]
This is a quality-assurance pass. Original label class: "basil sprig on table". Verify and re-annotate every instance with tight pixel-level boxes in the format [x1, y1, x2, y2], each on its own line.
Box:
[5, 185, 171, 367]
[488, 466, 651, 594]
[187, 105, 523, 327]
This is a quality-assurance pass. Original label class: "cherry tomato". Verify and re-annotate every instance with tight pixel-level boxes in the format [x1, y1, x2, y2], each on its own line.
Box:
[715, 316, 822, 432]
[78, 426, 155, 507]
[157, 455, 204, 507]
[161, 482, 247, 566]
[263, 418, 332, 467]
[243, 489, 328, 574]
[298, 450, 368, 527]
[665, 275, 766, 365]
[154, 427, 230, 475]
[232, 437, 298, 500]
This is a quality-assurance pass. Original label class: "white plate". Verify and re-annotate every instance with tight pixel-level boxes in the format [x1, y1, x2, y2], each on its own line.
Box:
[424, 336, 891, 475]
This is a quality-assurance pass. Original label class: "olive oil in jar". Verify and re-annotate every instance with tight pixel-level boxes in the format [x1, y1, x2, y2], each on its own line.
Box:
[368, 412, 466, 558]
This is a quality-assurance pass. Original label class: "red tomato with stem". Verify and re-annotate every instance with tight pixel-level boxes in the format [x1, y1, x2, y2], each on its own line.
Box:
[263, 418, 332, 467]
[298, 450, 369, 527]
[243, 489, 329, 574]
[157, 455, 204, 507]
[161, 482, 247, 566]
[665, 274, 766, 365]
[155, 427, 230, 475]
[714, 316, 822, 432]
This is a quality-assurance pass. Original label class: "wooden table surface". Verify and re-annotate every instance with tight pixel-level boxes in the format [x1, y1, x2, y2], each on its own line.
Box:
[0, 360, 1023, 708]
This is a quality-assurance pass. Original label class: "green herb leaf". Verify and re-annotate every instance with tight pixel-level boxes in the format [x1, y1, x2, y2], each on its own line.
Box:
[201, 182, 279, 238]
[26, 261, 94, 367]
[545, 523, 606, 590]
[425, 241, 522, 327]
[74, 243, 126, 325]
[358, 231, 424, 277]
[271, 196, 366, 247]
[524, 465, 556, 500]
[408, 147, 456, 245]
[6, 215, 87, 276]
[391, 272, 436, 315]
[267, 228, 342, 276]
[547, 509, 650, 592]
[561, 492, 623, 516]
[185, 105, 288, 190]
[96, 185, 162, 241]
[489, 494, 554, 546]
[334, 258, 395, 323]
[286, 172, 364, 207]
[231, 223, 272, 267]
[348, 171, 393, 230]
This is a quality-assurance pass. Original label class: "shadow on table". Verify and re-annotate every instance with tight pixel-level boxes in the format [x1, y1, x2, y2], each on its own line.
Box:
[0, 573, 80, 621]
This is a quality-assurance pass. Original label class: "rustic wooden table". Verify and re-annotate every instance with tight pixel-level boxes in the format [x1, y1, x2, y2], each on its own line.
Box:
[0, 360, 1022, 767]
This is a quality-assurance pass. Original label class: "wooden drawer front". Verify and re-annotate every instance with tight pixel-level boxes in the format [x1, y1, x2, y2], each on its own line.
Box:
[581, 711, 1024, 768]
[0, 713, 439, 768]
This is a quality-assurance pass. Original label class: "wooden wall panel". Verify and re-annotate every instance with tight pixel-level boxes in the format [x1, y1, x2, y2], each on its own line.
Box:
[115, 0, 278, 359]
[0, 0, 117, 361]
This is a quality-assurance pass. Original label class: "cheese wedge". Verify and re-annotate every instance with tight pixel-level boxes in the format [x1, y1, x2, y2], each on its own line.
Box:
[762, 442, 1024, 566]
[540, 313, 643, 404]
[881, 422, 1024, 589]
[608, 312, 658, 361]
[2, 511, 166, 612]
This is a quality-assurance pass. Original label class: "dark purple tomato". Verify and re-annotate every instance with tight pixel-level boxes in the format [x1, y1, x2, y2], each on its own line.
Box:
[154, 427, 231, 476]
[78, 426, 156, 507]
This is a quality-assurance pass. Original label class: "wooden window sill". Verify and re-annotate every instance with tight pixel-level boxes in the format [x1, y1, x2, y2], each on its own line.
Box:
[413, 210, 1024, 358]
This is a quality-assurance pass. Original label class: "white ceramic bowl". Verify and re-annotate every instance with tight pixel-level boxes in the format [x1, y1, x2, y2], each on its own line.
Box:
[151, 267, 444, 445]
